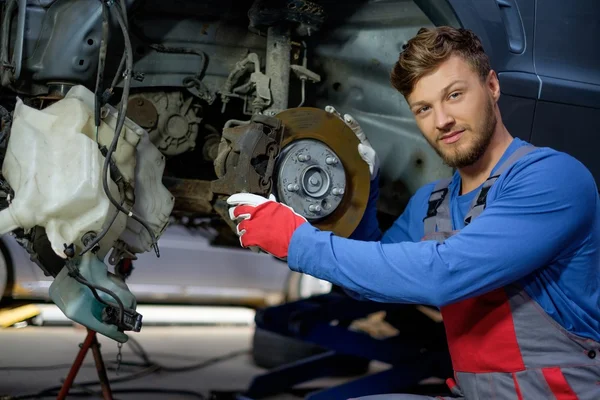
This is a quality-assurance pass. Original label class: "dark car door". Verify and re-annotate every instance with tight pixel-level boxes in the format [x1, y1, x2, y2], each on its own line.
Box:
[416, 0, 600, 186]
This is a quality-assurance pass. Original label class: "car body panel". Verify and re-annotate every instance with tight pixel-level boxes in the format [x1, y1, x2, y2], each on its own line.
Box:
[4, 0, 599, 307]
[433, 0, 600, 186]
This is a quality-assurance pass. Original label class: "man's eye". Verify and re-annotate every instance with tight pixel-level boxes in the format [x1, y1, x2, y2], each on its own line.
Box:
[449, 92, 462, 100]
[417, 106, 430, 114]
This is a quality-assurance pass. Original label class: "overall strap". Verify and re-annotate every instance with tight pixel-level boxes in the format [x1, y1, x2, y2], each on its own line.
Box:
[464, 145, 536, 225]
[423, 177, 452, 236]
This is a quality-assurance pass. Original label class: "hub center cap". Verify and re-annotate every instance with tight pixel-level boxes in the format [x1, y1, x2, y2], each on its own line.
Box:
[275, 139, 346, 221]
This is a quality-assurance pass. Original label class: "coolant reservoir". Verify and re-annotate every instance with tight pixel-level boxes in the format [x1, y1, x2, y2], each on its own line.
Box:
[0, 97, 126, 258]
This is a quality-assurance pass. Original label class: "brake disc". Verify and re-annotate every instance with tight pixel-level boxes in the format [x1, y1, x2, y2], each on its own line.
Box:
[274, 107, 370, 238]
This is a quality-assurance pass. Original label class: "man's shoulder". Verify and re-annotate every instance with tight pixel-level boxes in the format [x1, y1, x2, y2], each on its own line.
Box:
[493, 146, 598, 215]
[505, 145, 595, 188]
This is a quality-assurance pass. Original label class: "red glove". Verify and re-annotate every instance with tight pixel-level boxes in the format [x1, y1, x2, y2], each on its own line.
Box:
[227, 193, 307, 259]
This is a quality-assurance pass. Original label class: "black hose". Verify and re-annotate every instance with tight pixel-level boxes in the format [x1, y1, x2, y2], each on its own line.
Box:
[110, 53, 126, 90]
[118, 0, 128, 27]
[108, 0, 127, 91]
[94, 1, 109, 127]
[104, 2, 159, 256]
[77, 197, 123, 256]
[81, 1, 159, 258]
[71, 274, 126, 327]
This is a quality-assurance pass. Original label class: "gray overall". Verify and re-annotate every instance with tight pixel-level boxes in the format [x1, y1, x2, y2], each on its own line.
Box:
[356, 146, 600, 400]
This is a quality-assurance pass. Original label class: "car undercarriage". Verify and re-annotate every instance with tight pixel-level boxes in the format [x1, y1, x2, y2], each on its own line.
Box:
[0, 0, 452, 341]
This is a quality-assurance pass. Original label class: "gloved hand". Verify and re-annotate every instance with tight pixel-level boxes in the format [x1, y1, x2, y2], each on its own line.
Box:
[227, 193, 307, 259]
[325, 106, 380, 180]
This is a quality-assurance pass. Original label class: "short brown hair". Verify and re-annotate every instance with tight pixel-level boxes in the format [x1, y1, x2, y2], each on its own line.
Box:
[390, 26, 491, 97]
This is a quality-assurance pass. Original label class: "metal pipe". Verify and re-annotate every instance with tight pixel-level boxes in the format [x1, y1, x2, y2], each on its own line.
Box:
[264, 25, 291, 113]
[12, 0, 26, 80]
[90, 332, 114, 400]
[298, 41, 308, 107]
[298, 79, 306, 107]
[0, 0, 16, 87]
[56, 329, 95, 400]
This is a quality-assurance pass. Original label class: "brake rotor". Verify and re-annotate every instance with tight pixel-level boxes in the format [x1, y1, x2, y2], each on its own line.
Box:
[274, 107, 370, 238]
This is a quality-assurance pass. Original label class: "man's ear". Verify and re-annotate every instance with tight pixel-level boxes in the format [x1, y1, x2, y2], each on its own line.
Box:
[487, 69, 501, 102]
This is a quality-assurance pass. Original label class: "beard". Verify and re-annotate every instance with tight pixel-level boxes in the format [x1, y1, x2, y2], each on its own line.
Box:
[429, 98, 497, 169]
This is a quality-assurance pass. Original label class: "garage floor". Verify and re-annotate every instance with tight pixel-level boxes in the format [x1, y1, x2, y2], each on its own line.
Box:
[0, 305, 379, 400]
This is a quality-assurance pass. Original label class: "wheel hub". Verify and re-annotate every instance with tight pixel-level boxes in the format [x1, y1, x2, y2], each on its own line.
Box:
[273, 107, 370, 237]
[276, 139, 346, 221]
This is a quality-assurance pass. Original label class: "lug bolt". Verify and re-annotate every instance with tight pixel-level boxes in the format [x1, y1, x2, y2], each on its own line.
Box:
[325, 157, 338, 165]
[309, 204, 322, 212]
[287, 183, 300, 192]
[298, 154, 311, 162]
[332, 188, 345, 196]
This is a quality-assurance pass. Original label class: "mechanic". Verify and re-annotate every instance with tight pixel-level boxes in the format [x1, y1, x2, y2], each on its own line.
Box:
[227, 26, 600, 399]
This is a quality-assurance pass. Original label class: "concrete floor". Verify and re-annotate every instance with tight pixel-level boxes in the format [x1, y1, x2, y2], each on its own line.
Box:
[0, 325, 265, 399]
[0, 304, 447, 400]
[0, 321, 365, 399]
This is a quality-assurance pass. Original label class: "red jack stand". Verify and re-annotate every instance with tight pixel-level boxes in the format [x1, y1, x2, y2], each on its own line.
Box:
[57, 329, 114, 400]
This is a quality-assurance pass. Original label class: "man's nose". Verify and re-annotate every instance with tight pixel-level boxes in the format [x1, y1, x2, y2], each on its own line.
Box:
[435, 107, 455, 131]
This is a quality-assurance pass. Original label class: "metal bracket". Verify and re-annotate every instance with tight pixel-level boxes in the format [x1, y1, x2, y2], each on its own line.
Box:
[211, 115, 284, 196]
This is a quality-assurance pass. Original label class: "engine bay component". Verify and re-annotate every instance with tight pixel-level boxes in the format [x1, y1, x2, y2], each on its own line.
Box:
[0, 85, 173, 258]
[0, 95, 127, 258]
[220, 53, 272, 115]
[50, 253, 140, 343]
[211, 114, 284, 197]
[264, 26, 291, 114]
[274, 107, 370, 238]
[248, 0, 326, 37]
[0, 104, 12, 147]
[0, 85, 173, 341]
[275, 139, 346, 221]
[0, 0, 26, 87]
[127, 91, 201, 157]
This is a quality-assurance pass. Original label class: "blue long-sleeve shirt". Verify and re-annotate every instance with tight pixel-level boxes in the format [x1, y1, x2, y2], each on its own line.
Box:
[288, 138, 600, 341]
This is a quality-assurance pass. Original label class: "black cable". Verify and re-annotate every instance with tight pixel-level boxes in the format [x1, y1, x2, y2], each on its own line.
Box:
[110, 54, 126, 91]
[10, 364, 162, 399]
[6, 345, 248, 400]
[0, 363, 97, 371]
[77, 200, 121, 256]
[118, 0, 128, 27]
[125, 335, 151, 365]
[0, 349, 225, 371]
[80, 1, 159, 258]
[10, 348, 248, 397]
[105, 1, 160, 257]
[71, 273, 127, 327]
[107, 0, 128, 91]
[94, 1, 109, 127]
[155, 349, 249, 373]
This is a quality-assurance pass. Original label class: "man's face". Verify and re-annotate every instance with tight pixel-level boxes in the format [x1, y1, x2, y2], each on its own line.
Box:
[406, 55, 498, 169]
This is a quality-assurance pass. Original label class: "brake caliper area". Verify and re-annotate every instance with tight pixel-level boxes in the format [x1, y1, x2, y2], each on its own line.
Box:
[210, 115, 284, 228]
[211, 108, 370, 239]
[212, 114, 284, 197]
